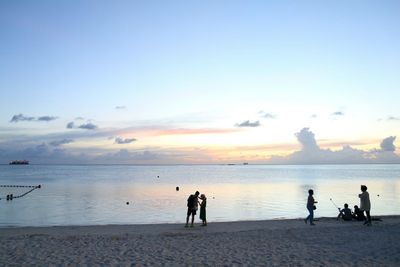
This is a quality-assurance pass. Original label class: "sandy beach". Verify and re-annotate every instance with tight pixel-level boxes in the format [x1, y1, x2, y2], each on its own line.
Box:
[1, 216, 400, 266]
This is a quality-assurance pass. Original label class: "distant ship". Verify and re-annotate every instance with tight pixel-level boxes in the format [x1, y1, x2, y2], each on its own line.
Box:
[9, 160, 29, 165]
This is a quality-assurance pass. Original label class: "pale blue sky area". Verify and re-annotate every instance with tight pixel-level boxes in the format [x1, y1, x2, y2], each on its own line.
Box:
[0, 1, 399, 164]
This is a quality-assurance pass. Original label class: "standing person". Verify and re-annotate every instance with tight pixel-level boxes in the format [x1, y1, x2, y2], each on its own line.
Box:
[304, 189, 317, 225]
[199, 194, 207, 226]
[359, 185, 371, 225]
[185, 191, 200, 227]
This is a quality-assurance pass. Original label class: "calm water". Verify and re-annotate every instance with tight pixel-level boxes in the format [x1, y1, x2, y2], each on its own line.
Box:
[0, 164, 399, 227]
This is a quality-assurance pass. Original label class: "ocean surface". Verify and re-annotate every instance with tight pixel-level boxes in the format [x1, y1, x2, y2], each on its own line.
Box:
[0, 164, 399, 227]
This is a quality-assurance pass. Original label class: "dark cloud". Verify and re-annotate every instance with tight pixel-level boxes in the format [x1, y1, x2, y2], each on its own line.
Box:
[10, 114, 35, 122]
[387, 116, 400, 121]
[380, 136, 396, 152]
[235, 120, 260, 127]
[263, 113, 276, 119]
[115, 137, 137, 144]
[78, 123, 98, 130]
[66, 122, 75, 129]
[67, 122, 98, 130]
[37, 116, 58, 122]
[295, 128, 319, 151]
[49, 139, 74, 147]
[10, 114, 58, 123]
[269, 128, 399, 164]
[331, 111, 344, 116]
[115, 106, 126, 110]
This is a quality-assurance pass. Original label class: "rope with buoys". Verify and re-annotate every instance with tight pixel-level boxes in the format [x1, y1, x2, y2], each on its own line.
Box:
[0, 185, 41, 200]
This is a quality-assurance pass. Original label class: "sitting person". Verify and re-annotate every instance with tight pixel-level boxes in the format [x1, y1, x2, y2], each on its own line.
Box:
[337, 203, 352, 221]
[352, 205, 366, 221]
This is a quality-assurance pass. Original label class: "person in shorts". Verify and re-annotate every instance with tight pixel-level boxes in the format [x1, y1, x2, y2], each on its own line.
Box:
[185, 191, 200, 227]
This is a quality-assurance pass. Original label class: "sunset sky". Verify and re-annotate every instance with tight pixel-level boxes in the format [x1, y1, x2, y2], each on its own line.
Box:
[1, 1, 399, 164]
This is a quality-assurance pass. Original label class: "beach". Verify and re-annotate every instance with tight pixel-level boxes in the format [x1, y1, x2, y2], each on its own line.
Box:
[1, 216, 400, 266]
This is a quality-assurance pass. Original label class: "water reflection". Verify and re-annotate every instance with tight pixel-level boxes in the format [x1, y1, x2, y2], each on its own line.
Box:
[0, 164, 399, 226]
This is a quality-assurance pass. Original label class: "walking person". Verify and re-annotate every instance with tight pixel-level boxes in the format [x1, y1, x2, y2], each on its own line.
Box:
[185, 191, 200, 227]
[199, 194, 207, 226]
[304, 189, 317, 225]
[359, 185, 371, 225]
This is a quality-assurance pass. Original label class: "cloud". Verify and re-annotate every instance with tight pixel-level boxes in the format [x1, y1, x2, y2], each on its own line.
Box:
[115, 106, 126, 110]
[387, 116, 400, 121]
[37, 116, 58, 122]
[115, 137, 137, 144]
[10, 114, 58, 123]
[295, 128, 319, 151]
[78, 123, 98, 130]
[235, 120, 261, 127]
[49, 139, 74, 147]
[10, 114, 35, 122]
[263, 113, 276, 119]
[380, 136, 396, 152]
[331, 111, 344, 116]
[269, 128, 399, 164]
[67, 122, 98, 130]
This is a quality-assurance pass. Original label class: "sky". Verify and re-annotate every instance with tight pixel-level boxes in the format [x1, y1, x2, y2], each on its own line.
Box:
[1, 0, 400, 164]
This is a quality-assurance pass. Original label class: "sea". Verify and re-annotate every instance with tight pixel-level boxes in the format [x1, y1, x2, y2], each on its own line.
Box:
[0, 164, 399, 227]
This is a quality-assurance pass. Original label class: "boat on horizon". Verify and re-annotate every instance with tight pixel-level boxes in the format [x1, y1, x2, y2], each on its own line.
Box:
[9, 160, 29, 165]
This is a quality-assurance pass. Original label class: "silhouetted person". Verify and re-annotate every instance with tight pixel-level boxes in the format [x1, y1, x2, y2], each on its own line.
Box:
[185, 191, 200, 227]
[199, 194, 207, 226]
[304, 189, 317, 225]
[337, 203, 352, 221]
[352, 205, 366, 221]
[359, 185, 371, 225]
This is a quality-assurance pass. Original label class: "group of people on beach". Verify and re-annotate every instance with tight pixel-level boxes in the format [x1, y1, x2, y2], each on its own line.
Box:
[305, 185, 372, 226]
[185, 191, 207, 227]
[185, 185, 372, 227]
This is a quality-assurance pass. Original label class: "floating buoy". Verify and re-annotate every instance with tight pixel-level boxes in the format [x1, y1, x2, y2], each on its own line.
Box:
[176, 186, 179, 191]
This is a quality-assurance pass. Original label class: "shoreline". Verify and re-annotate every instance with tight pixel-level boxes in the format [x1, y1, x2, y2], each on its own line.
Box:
[1, 216, 400, 265]
[0, 214, 398, 231]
